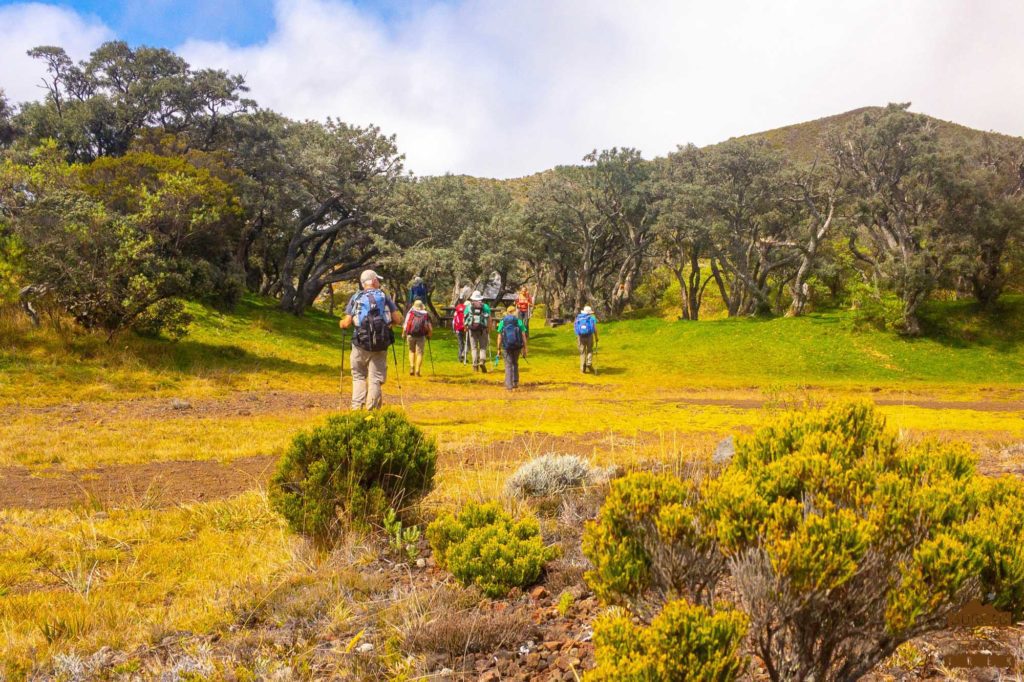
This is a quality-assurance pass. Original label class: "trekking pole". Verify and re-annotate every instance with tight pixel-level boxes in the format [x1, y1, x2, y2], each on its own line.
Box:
[390, 340, 404, 393]
[426, 337, 436, 376]
[339, 329, 347, 410]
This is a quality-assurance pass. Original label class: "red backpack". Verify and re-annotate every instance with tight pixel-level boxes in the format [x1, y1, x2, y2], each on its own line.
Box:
[408, 311, 430, 337]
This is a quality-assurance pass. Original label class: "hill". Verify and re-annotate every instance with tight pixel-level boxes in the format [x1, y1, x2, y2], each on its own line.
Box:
[729, 105, 1023, 163]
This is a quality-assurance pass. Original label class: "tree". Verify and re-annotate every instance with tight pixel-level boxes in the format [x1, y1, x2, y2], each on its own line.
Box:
[17, 42, 252, 161]
[0, 89, 16, 148]
[1, 142, 244, 337]
[700, 140, 793, 316]
[271, 120, 405, 315]
[943, 137, 1024, 308]
[653, 146, 714, 320]
[523, 166, 622, 317]
[830, 104, 953, 335]
[777, 157, 843, 316]
[585, 148, 659, 317]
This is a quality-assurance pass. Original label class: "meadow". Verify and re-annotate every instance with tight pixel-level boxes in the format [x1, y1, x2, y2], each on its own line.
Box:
[1, 297, 1023, 677]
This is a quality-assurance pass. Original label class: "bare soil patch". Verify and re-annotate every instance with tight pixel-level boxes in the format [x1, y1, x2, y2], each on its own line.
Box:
[0, 455, 276, 511]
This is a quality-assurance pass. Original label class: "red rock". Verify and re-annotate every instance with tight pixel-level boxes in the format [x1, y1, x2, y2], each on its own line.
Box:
[530, 586, 549, 600]
[480, 672, 501, 682]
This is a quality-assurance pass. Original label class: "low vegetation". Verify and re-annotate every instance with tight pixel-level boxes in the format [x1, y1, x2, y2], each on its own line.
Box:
[426, 502, 558, 598]
[583, 402, 1024, 681]
[270, 410, 437, 541]
[589, 600, 749, 681]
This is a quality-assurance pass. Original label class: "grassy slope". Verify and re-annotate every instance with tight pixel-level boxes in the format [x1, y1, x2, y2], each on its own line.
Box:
[2, 297, 1024, 673]
[1, 295, 1023, 473]
[729, 105, 1024, 164]
[3, 295, 1024, 404]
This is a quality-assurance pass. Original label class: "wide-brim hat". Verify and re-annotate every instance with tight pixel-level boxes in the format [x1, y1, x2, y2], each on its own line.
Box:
[412, 300, 426, 310]
[582, 305, 594, 315]
[470, 291, 483, 301]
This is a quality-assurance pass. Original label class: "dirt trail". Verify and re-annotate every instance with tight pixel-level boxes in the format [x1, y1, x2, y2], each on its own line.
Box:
[4, 390, 1024, 425]
[0, 455, 278, 511]
[2, 391, 1021, 511]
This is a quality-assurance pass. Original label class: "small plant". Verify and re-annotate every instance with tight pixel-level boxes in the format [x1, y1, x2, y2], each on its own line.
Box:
[505, 453, 596, 499]
[426, 502, 559, 598]
[383, 508, 422, 562]
[270, 410, 437, 542]
[556, 590, 575, 616]
[588, 600, 748, 681]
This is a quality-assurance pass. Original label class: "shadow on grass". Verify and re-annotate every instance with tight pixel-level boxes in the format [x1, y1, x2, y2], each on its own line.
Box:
[917, 297, 1024, 353]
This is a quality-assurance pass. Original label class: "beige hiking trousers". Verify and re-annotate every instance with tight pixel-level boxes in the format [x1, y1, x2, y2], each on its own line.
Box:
[350, 345, 388, 410]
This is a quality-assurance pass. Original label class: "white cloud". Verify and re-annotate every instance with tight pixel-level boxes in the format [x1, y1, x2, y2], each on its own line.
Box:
[0, 3, 113, 104]
[178, 0, 1024, 177]
[4, 0, 1024, 177]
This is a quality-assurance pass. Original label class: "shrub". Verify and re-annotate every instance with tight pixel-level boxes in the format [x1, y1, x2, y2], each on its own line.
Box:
[588, 600, 748, 682]
[504, 453, 597, 499]
[426, 502, 558, 598]
[582, 471, 724, 616]
[582, 402, 1024, 682]
[270, 410, 437, 542]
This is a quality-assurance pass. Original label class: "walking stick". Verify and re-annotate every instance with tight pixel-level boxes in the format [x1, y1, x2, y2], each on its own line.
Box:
[339, 329, 347, 409]
[426, 336, 436, 376]
[390, 339, 403, 391]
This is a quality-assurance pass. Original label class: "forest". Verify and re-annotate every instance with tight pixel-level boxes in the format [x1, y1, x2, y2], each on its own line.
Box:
[2, 41, 1023, 338]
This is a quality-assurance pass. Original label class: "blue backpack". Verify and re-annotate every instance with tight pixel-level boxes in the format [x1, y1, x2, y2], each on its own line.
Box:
[574, 313, 596, 336]
[501, 315, 524, 350]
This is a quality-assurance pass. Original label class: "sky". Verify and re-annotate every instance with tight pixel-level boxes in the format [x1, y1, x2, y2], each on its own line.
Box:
[1, 0, 1022, 178]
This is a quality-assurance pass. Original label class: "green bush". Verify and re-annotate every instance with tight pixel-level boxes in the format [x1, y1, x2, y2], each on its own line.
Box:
[583, 402, 1024, 682]
[426, 502, 558, 598]
[270, 410, 437, 542]
[848, 281, 904, 332]
[589, 600, 748, 681]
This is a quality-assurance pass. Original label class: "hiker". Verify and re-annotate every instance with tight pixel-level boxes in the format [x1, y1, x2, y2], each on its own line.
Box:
[408, 276, 428, 309]
[453, 294, 468, 364]
[339, 269, 402, 410]
[497, 305, 528, 390]
[574, 305, 598, 373]
[466, 290, 491, 373]
[403, 299, 432, 376]
[515, 286, 534, 331]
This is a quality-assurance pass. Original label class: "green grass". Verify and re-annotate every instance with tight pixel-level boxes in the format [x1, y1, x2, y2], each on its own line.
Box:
[3, 295, 1023, 409]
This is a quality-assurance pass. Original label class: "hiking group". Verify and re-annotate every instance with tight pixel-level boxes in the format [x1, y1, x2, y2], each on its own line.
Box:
[341, 270, 598, 408]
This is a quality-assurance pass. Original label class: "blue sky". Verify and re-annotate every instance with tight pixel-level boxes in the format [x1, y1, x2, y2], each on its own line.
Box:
[0, 0, 444, 46]
[2, 0, 1023, 177]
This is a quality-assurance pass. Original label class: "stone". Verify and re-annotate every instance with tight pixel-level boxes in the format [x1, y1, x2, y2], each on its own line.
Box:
[479, 671, 501, 682]
[415, 558, 426, 568]
[355, 642, 374, 654]
[170, 398, 191, 411]
[529, 586, 549, 601]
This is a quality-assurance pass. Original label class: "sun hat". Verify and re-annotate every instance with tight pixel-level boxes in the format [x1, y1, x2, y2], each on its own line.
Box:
[412, 300, 425, 310]
[507, 305, 517, 314]
[413, 276, 423, 284]
[360, 269, 384, 285]
[582, 305, 594, 315]
[470, 291, 483, 301]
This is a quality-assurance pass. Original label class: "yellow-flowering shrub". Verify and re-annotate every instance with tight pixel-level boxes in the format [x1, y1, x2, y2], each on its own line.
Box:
[588, 600, 748, 682]
[426, 502, 558, 598]
[583, 402, 1024, 682]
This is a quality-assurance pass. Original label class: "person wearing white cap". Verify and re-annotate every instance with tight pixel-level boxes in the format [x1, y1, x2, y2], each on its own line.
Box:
[573, 305, 598, 374]
[466, 290, 492, 373]
[339, 269, 402, 409]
